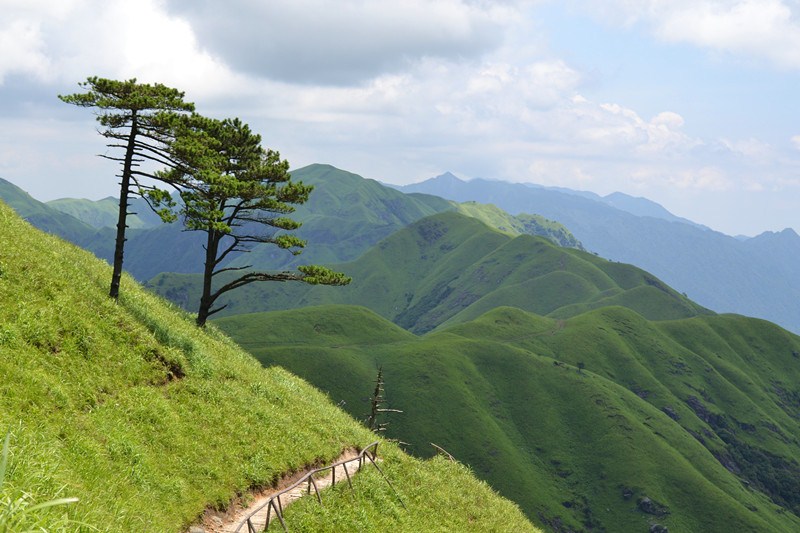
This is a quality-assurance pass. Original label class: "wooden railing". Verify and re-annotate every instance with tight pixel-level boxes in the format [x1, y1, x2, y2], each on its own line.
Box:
[234, 441, 401, 532]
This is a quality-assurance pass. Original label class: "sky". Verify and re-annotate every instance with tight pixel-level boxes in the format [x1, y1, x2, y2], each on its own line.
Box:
[1, 0, 799, 237]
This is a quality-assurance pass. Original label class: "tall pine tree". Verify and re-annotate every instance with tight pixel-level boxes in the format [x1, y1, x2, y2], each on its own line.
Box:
[59, 77, 194, 299]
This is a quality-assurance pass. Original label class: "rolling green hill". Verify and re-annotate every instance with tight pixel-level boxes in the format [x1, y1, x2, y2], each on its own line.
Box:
[220, 163, 457, 270]
[0, 200, 537, 532]
[150, 211, 707, 332]
[453, 201, 583, 249]
[217, 304, 800, 532]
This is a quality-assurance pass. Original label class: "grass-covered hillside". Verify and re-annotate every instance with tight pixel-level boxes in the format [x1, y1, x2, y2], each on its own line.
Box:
[217, 304, 800, 532]
[151, 211, 708, 332]
[453, 201, 583, 250]
[0, 200, 537, 533]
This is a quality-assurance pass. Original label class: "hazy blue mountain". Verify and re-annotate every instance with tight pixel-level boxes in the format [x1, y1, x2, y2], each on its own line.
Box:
[46, 196, 163, 229]
[402, 173, 800, 334]
[600, 191, 707, 228]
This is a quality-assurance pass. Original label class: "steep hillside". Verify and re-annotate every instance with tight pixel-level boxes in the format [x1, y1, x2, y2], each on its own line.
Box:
[150, 211, 708, 332]
[217, 304, 800, 533]
[0, 200, 537, 533]
[402, 173, 800, 334]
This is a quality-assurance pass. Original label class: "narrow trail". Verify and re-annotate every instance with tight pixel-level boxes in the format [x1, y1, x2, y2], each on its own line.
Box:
[190, 448, 362, 533]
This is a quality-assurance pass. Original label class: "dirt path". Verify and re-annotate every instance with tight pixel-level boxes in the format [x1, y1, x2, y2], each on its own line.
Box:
[190, 448, 363, 533]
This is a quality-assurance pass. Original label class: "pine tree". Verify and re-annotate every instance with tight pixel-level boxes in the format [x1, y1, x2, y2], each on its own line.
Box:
[159, 115, 350, 326]
[59, 77, 194, 299]
[367, 366, 403, 434]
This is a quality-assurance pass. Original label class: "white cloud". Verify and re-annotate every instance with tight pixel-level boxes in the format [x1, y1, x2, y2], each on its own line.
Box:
[576, 0, 800, 69]
[0, 19, 51, 83]
[1, 0, 797, 235]
[163, 0, 522, 85]
[670, 166, 731, 191]
[719, 137, 774, 159]
[651, 111, 684, 129]
[0, 0, 246, 98]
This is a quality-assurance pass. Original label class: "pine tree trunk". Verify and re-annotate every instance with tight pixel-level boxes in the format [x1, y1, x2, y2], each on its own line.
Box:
[109, 113, 138, 300]
[196, 228, 219, 327]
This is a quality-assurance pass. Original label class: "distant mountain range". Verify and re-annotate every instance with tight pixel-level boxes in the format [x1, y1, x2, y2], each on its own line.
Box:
[3, 165, 798, 334]
[401, 173, 800, 334]
[0, 165, 581, 282]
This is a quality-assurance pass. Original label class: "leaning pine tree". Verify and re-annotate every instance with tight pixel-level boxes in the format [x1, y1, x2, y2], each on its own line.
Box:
[160, 115, 350, 326]
[59, 77, 195, 299]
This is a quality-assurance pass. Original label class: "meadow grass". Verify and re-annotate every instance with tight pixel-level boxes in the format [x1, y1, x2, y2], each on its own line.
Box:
[281, 444, 537, 532]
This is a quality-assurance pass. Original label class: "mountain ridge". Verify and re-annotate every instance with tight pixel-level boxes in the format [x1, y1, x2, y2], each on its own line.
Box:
[148, 210, 710, 332]
[0, 165, 583, 282]
[400, 172, 800, 334]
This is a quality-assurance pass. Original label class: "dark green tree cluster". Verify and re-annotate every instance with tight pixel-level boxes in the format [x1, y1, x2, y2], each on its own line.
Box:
[60, 77, 349, 326]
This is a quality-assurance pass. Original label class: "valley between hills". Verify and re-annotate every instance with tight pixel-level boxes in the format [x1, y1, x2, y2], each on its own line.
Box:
[2, 164, 800, 532]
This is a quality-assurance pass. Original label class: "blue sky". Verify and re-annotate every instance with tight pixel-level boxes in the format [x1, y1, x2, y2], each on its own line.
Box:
[0, 0, 798, 236]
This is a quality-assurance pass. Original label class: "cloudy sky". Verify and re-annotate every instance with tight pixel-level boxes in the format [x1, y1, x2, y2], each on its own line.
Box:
[1, 0, 799, 236]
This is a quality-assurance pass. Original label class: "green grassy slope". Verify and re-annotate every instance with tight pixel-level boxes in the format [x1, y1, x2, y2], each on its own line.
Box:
[217, 304, 800, 532]
[454, 201, 584, 249]
[151, 211, 707, 332]
[222, 163, 456, 270]
[0, 201, 536, 533]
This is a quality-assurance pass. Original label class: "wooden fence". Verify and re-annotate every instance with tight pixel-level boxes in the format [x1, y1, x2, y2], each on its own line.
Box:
[234, 441, 401, 532]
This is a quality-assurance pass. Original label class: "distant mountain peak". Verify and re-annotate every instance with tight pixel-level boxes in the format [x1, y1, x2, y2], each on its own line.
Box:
[751, 227, 800, 241]
[431, 171, 465, 183]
